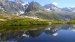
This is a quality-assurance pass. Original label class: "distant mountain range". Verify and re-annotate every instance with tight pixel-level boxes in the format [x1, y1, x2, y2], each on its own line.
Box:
[0, 0, 75, 20]
[44, 3, 75, 12]
[44, 3, 75, 20]
[44, 3, 61, 11]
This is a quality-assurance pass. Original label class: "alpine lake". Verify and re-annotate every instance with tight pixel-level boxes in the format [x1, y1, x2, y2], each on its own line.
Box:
[0, 24, 75, 42]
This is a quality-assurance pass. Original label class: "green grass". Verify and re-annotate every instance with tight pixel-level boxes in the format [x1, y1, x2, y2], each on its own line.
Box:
[0, 14, 64, 32]
[67, 20, 75, 24]
[0, 14, 49, 31]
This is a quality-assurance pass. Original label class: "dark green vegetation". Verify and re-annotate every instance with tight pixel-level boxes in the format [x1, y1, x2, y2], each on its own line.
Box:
[0, 14, 49, 31]
[67, 20, 75, 24]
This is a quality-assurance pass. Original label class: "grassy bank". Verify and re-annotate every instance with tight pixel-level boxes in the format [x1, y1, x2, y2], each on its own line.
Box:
[0, 14, 49, 31]
[67, 20, 75, 24]
[0, 14, 64, 32]
[0, 19, 49, 31]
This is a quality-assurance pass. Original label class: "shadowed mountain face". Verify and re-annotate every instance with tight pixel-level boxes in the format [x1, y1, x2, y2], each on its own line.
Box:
[25, 1, 44, 12]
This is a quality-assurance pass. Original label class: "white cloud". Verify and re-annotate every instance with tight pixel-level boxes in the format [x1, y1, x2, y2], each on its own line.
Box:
[52, 2, 58, 6]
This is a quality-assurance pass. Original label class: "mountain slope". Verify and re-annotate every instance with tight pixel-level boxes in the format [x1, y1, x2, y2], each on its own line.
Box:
[0, 0, 29, 14]
[25, 1, 44, 12]
[44, 3, 62, 12]
[44, 3, 75, 20]
[24, 1, 62, 20]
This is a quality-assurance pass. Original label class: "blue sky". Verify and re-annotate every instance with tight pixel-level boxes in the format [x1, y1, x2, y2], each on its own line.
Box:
[22, 0, 75, 8]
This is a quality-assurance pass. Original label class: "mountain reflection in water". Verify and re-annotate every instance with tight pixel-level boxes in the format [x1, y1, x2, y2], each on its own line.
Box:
[0, 24, 75, 42]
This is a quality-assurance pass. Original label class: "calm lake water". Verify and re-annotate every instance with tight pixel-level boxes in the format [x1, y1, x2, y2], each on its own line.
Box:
[0, 24, 75, 42]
